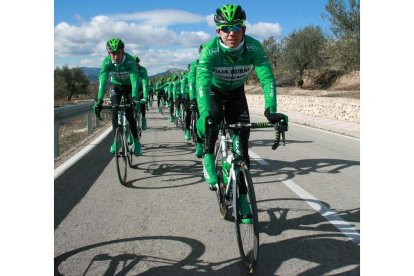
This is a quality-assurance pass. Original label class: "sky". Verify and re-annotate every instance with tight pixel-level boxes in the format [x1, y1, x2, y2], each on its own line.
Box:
[54, 0, 332, 76]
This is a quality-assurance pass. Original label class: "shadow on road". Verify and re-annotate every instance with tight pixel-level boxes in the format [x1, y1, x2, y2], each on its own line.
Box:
[54, 235, 245, 275]
[54, 134, 113, 229]
[250, 157, 360, 184]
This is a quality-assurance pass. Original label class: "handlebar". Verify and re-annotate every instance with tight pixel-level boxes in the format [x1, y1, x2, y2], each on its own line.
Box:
[94, 103, 136, 121]
[207, 115, 288, 150]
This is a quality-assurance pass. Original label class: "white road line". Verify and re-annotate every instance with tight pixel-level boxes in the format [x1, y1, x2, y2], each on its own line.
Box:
[54, 127, 112, 180]
[249, 150, 360, 245]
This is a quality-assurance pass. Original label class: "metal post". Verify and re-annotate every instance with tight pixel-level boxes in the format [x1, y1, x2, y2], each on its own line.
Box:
[87, 112, 93, 134]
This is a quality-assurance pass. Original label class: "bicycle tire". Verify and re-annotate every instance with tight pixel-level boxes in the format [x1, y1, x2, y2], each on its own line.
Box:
[214, 140, 230, 219]
[181, 107, 185, 131]
[136, 111, 142, 137]
[191, 110, 199, 143]
[127, 128, 134, 168]
[234, 163, 259, 273]
[115, 127, 127, 184]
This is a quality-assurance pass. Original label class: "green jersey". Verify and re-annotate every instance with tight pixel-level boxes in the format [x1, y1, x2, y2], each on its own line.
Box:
[196, 35, 276, 115]
[137, 65, 149, 99]
[97, 53, 139, 100]
[181, 73, 189, 100]
[188, 60, 198, 101]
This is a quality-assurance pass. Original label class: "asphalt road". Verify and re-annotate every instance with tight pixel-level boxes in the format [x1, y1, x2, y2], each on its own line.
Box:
[55, 107, 360, 275]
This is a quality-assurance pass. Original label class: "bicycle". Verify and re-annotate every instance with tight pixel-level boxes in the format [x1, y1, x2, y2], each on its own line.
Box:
[98, 96, 141, 184]
[189, 102, 199, 143]
[207, 114, 288, 273]
[174, 101, 185, 130]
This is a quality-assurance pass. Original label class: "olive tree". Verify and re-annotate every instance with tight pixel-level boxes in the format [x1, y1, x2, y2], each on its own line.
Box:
[281, 25, 327, 79]
[323, 0, 360, 70]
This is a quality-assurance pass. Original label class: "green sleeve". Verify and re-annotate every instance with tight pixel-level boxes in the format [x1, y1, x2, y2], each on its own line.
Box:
[128, 58, 139, 100]
[196, 46, 213, 116]
[181, 75, 188, 95]
[188, 61, 197, 100]
[97, 57, 110, 100]
[172, 81, 178, 99]
[141, 66, 149, 99]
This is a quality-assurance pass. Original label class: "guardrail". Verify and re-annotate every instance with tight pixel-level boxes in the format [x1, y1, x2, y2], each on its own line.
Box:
[54, 102, 97, 158]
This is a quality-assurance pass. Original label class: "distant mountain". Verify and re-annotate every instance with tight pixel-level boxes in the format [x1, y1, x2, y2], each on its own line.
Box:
[150, 68, 186, 79]
[80, 67, 186, 83]
[80, 67, 100, 83]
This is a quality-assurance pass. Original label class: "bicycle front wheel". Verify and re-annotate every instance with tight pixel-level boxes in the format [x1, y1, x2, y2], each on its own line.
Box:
[234, 163, 259, 273]
[181, 108, 185, 131]
[115, 127, 127, 184]
[127, 128, 134, 168]
[214, 140, 230, 219]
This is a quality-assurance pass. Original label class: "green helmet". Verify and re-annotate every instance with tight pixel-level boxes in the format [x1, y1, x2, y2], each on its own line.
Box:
[214, 4, 246, 26]
[106, 38, 125, 52]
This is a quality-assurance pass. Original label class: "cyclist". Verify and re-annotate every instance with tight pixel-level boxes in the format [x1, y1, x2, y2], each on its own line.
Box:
[188, 45, 204, 158]
[196, 4, 283, 220]
[172, 73, 183, 121]
[148, 79, 155, 108]
[134, 56, 149, 130]
[93, 38, 143, 157]
[180, 71, 192, 140]
[155, 77, 167, 112]
[167, 74, 177, 123]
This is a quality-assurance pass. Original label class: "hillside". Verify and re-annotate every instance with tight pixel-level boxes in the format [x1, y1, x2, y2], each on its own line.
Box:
[80, 67, 186, 82]
[246, 70, 360, 99]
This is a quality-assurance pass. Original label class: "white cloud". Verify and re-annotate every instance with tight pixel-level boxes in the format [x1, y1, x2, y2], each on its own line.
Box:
[54, 13, 211, 58]
[245, 21, 282, 40]
[109, 9, 206, 26]
[54, 9, 283, 74]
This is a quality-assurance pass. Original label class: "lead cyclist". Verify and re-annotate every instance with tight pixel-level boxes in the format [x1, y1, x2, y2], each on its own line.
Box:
[196, 4, 284, 221]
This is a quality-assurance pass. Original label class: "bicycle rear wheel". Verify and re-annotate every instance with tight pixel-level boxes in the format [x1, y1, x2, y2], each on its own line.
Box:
[136, 111, 142, 137]
[115, 127, 127, 184]
[234, 163, 259, 273]
[180, 107, 185, 131]
[190, 110, 198, 143]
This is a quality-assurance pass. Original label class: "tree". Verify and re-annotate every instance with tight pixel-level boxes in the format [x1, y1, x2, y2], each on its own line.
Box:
[323, 0, 360, 70]
[54, 65, 90, 100]
[261, 36, 282, 70]
[281, 25, 327, 79]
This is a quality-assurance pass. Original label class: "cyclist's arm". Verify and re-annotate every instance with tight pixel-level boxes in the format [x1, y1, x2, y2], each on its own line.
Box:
[172, 81, 178, 100]
[97, 57, 111, 101]
[196, 45, 214, 116]
[188, 61, 197, 100]
[128, 58, 140, 100]
[141, 66, 149, 99]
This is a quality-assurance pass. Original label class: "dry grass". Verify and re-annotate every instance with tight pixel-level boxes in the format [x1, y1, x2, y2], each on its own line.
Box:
[56, 112, 111, 159]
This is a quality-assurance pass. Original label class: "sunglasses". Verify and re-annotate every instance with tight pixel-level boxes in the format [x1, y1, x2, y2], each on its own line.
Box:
[219, 24, 244, 33]
[108, 50, 122, 55]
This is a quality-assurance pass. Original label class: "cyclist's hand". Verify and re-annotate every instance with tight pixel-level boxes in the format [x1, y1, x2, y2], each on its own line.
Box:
[265, 107, 281, 124]
[265, 108, 288, 130]
[93, 99, 103, 116]
[196, 111, 210, 138]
